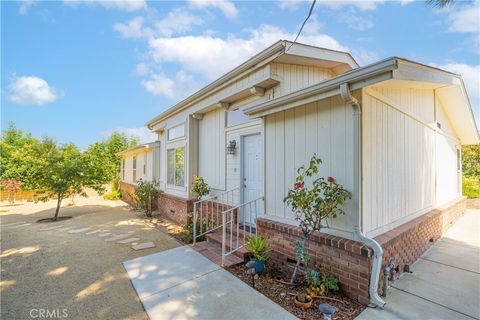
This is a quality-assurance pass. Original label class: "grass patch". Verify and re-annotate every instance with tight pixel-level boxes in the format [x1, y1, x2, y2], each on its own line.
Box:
[463, 177, 480, 199]
[0, 209, 9, 213]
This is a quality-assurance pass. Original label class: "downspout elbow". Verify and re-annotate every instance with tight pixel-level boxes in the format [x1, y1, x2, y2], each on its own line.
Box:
[340, 82, 386, 309]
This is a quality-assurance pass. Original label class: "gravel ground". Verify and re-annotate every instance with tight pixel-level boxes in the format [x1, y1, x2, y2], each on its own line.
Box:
[1, 196, 180, 320]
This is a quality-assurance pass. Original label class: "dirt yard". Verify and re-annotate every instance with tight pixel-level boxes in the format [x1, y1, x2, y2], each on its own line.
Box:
[0, 195, 180, 320]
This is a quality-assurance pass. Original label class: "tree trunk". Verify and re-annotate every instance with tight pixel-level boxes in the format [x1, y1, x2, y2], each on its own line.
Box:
[53, 194, 63, 221]
[290, 235, 310, 284]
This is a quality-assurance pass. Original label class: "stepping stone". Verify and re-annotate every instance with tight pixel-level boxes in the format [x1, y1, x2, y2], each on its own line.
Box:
[68, 227, 91, 234]
[38, 225, 64, 232]
[105, 234, 132, 242]
[117, 237, 141, 244]
[132, 242, 155, 250]
[9, 223, 31, 229]
[98, 233, 112, 237]
[86, 230, 102, 235]
[1, 221, 26, 227]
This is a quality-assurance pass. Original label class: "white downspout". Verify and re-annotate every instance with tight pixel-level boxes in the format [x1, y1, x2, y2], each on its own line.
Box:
[340, 83, 386, 309]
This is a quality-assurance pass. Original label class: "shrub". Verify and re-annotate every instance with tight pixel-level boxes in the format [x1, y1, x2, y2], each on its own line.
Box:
[192, 176, 210, 199]
[463, 177, 480, 198]
[135, 180, 160, 217]
[306, 269, 339, 296]
[181, 212, 212, 243]
[245, 235, 270, 261]
[103, 190, 121, 200]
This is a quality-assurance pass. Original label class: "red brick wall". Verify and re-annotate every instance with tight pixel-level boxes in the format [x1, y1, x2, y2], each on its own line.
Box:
[257, 218, 372, 305]
[120, 181, 138, 206]
[258, 196, 467, 305]
[375, 197, 466, 295]
[157, 193, 194, 224]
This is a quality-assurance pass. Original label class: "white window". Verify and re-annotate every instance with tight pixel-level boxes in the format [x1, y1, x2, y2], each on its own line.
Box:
[168, 123, 185, 141]
[167, 146, 185, 187]
[143, 154, 147, 175]
[122, 159, 125, 181]
[457, 148, 461, 193]
[132, 156, 137, 182]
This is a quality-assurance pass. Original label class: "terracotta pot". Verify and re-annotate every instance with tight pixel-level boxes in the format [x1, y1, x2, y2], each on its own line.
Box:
[294, 295, 313, 309]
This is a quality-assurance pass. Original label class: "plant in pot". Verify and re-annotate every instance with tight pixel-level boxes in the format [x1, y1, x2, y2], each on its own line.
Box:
[294, 293, 313, 309]
[192, 176, 210, 200]
[245, 235, 269, 274]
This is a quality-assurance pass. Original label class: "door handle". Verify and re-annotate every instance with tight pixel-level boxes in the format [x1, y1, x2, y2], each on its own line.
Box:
[244, 184, 247, 188]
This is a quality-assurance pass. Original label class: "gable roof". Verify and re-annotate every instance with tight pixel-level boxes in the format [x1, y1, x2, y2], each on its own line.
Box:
[146, 40, 358, 129]
[244, 57, 479, 145]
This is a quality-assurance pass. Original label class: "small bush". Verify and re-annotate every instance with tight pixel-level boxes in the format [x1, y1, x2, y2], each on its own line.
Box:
[306, 268, 339, 296]
[135, 180, 160, 217]
[192, 176, 210, 199]
[463, 176, 480, 198]
[103, 190, 121, 200]
[181, 212, 213, 243]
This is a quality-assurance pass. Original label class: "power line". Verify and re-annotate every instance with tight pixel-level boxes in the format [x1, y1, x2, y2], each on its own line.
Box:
[286, 0, 317, 53]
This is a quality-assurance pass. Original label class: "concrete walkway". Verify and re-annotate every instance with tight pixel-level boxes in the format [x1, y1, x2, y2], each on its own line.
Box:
[357, 209, 480, 320]
[123, 246, 298, 320]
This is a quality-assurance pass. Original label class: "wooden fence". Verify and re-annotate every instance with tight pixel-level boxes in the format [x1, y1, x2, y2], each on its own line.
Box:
[0, 190, 37, 202]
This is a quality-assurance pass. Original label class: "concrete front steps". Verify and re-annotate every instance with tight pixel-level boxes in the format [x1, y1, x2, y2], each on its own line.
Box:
[191, 230, 250, 267]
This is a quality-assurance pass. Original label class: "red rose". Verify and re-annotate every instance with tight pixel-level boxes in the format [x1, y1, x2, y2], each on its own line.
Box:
[327, 177, 335, 183]
[294, 181, 304, 190]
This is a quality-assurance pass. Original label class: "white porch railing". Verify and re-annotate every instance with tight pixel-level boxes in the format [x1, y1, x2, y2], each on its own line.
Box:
[221, 196, 264, 266]
[192, 187, 240, 245]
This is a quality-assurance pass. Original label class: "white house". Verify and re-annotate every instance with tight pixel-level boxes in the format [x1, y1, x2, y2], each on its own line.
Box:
[120, 40, 479, 306]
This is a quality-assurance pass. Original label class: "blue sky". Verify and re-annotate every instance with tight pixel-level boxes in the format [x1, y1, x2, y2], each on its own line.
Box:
[2, 0, 479, 149]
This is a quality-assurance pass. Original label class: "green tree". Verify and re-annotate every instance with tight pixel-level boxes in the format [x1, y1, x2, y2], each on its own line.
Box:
[27, 139, 106, 221]
[85, 132, 138, 183]
[462, 144, 480, 179]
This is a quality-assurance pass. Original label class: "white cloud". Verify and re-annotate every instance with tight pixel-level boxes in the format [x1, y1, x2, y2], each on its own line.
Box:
[8, 75, 61, 106]
[148, 24, 348, 81]
[64, 0, 146, 12]
[189, 0, 238, 19]
[432, 63, 480, 122]
[141, 70, 200, 100]
[399, 0, 415, 5]
[155, 9, 204, 37]
[103, 127, 156, 144]
[278, 0, 385, 11]
[113, 16, 153, 39]
[341, 12, 374, 31]
[316, 0, 385, 11]
[447, 1, 480, 33]
[18, 0, 36, 14]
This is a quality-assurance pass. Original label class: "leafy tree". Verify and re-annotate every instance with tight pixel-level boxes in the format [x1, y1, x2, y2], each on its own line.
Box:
[135, 179, 160, 217]
[462, 144, 480, 179]
[85, 132, 138, 183]
[426, 0, 454, 7]
[25, 139, 107, 221]
[284, 155, 351, 283]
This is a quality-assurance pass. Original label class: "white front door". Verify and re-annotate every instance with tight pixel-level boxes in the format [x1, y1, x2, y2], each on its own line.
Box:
[242, 134, 262, 226]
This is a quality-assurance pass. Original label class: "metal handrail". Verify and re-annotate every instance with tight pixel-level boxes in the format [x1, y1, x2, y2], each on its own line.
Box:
[221, 196, 264, 266]
[192, 186, 240, 245]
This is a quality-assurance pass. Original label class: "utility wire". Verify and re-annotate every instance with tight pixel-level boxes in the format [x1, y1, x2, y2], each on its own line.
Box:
[286, 0, 317, 53]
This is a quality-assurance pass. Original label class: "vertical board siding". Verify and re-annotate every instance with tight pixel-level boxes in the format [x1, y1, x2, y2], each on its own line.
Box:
[199, 108, 226, 190]
[362, 87, 457, 236]
[264, 96, 354, 234]
[271, 63, 334, 98]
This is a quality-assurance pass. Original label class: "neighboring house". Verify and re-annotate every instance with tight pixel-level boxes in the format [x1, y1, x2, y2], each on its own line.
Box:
[118, 141, 160, 199]
[121, 40, 479, 306]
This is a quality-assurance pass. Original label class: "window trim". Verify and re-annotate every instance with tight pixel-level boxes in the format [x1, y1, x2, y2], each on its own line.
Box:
[167, 122, 186, 141]
[121, 158, 125, 181]
[132, 155, 137, 183]
[166, 142, 186, 189]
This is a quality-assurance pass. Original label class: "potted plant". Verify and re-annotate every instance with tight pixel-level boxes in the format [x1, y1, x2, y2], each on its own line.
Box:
[294, 294, 313, 309]
[192, 176, 210, 200]
[245, 235, 269, 274]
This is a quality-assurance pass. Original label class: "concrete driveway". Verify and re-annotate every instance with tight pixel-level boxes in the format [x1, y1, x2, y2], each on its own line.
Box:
[357, 209, 480, 320]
